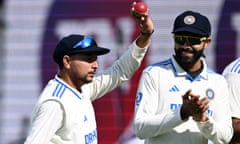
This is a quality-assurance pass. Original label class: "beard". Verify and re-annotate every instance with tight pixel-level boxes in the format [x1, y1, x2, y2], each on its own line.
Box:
[174, 47, 204, 69]
[78, 75, 93, 84]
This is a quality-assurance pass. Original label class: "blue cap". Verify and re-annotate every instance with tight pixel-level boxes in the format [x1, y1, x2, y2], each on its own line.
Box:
[172, 10, 211, 37]
[53, 34, 110, 64]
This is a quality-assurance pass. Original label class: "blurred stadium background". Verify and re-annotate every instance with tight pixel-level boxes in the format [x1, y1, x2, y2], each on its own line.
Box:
[0, 0, 239, 143]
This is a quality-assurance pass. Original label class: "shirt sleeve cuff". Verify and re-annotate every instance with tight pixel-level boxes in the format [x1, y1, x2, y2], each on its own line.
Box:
[196, 117, 213, 135]
[132, 40, 148, 58]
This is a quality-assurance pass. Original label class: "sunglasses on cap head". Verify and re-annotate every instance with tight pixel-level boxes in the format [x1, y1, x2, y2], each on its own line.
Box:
[173, 35, 207, 45]
[73, 37, 97, 49]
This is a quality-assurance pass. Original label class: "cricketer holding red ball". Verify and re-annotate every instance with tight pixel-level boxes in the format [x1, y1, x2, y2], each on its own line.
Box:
[24, 2, 154, 144]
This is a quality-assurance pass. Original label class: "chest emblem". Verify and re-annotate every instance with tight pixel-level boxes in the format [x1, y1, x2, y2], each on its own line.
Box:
[206, 88, 214, 99]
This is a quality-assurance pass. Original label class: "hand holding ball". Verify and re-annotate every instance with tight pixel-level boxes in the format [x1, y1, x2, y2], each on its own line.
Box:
[134, 2, 148, 13]
[131, 2, 154, 36]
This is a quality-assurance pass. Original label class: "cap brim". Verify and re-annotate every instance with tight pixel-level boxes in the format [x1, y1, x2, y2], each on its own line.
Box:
[71, 46, 110, 56]
[173, 27, 207, 36]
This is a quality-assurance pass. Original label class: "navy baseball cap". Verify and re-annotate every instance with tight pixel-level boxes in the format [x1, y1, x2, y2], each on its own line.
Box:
[53, 34, 110, 64]
[172, 10, 211, 37]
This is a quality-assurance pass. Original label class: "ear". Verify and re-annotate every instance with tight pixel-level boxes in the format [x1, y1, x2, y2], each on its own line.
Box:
[203, 38, 211, 48]
[63, 55, 71, 69]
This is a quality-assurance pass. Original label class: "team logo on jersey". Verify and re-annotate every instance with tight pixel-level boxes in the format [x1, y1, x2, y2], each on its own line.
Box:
[136, 92, 143, 106]
[169, 85, 180, 92]
[206, 88, 214, 99]
[84, 115, 88, 122]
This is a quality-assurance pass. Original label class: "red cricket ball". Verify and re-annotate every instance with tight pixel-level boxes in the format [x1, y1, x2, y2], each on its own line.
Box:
[134, 2, 148, 13]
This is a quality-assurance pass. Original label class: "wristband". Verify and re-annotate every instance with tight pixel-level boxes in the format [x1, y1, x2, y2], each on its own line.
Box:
[141, 29, 154, 36]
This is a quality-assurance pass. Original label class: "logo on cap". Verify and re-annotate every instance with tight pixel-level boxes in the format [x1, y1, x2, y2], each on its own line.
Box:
[184, 15, 196, 25]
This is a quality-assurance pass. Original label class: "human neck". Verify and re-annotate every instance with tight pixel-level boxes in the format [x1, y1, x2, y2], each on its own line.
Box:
[57, 72, 83, 92]
[185, 60, 203, 73]
[182, 60, 203, 79]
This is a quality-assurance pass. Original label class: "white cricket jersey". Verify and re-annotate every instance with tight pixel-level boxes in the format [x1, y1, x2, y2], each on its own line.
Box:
[133, 57, 233, 144]
[24, 41, 148, 144]
[222, 57, 240, 119]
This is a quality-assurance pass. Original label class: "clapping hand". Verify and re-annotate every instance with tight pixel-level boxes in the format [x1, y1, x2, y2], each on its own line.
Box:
[181, 89, 210, 122]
